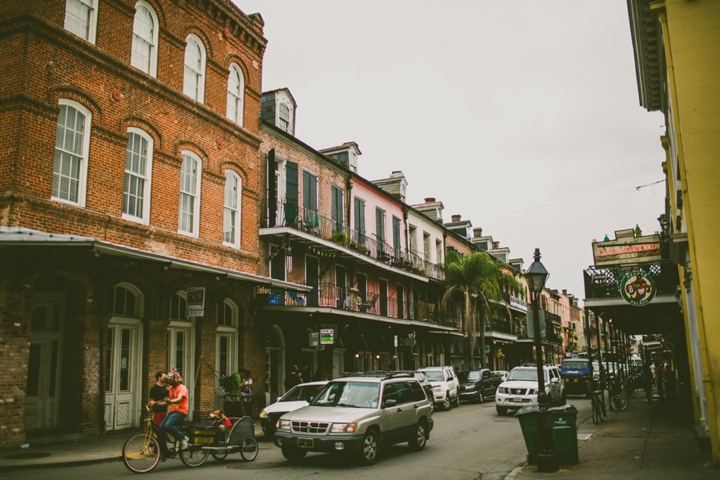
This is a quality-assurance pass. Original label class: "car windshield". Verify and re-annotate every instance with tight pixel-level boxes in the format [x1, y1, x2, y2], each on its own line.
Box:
[423, 370, 444, 382]
[562, 361, 589, 370]
[507, 369, 548, 382]
[310, 381, 379, 408]
[280, 384, 324, 402]
[458, 371, 480, 382]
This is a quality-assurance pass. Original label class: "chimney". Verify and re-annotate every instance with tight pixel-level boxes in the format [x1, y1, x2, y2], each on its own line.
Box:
[451, 214, 461, 223]
[562, 289, 567, 295]
[425, 197, 436, 203]
[473, 227, 483, 239]
[492, 241, 499, 249]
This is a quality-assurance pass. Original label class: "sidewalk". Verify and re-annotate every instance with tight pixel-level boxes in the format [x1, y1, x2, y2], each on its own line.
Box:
[507, 392, 718, 479]
[0, 420, 264, 472]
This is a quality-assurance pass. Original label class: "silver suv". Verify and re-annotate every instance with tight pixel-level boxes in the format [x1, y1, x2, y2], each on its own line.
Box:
[273, 372, 434, 465]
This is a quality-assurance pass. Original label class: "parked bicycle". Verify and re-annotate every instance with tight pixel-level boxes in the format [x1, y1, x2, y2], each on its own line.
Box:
[591, 389, 605, 424]
[608, 377, 628, 411]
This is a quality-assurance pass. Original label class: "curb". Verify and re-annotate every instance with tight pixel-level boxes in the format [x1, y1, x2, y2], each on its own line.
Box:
[1, 455, 122, 473]
[505, 463, 528, 479]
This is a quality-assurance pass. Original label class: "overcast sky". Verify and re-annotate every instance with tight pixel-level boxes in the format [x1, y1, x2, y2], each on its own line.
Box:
[234, 0, 666, 303]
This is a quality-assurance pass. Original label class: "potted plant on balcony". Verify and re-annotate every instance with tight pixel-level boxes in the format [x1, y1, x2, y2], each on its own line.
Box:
[330, 231, 350, 247]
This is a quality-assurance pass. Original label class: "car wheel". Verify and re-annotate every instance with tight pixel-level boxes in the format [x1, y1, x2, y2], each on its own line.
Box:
[358, 430, 380, 465]
[477, 392, 484, 404]
[408, 421, 427, 452]
[496, 406, 507, 416]
[442, 394, 451, 410]
[281, 445, 307, 462]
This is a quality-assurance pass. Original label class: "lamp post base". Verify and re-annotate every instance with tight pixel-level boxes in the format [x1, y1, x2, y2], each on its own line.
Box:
[537, 451, 560, 472]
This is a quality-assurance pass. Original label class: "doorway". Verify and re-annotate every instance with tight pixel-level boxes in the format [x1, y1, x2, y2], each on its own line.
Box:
[25, 293, 65, 430]
[265, 325, 285, 403]
[105, 319, 142, 430]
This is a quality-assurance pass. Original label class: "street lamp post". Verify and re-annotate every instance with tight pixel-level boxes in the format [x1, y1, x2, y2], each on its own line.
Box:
[526, 248, 559, 472]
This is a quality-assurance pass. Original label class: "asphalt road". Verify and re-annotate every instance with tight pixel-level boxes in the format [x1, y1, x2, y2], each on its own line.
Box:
[3, 395, 592, 480]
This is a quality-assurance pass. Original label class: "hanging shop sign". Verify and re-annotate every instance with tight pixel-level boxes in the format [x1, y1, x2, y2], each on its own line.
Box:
[186, 287, 206, 317]
[320, 328, 335, 345]
[592, 234, 661, 267]
[620, 271, 656, 306]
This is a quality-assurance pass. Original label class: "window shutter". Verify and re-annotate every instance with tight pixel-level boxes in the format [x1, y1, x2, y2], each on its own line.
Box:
[286, 161, 298, 206]
[267, 149, 277, 226]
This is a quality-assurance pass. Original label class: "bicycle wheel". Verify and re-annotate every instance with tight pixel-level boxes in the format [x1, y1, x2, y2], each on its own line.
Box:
[212, 451, 228, 461]
[240, 436, 259, 461]
[180, 444, 209, 467]
[610, 394, 628, 411]
[123, 433, 160, 473]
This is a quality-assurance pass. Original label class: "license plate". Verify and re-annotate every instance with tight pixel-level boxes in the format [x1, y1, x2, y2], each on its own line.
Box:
[297, 438, 314, 449]
[512, 397, 523, 402]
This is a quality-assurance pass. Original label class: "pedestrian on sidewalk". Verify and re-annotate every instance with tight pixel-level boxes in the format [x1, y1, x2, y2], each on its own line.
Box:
[241, 369, 254, 417]
[655, 360, 665, 401]
[640, 363, 653, 403]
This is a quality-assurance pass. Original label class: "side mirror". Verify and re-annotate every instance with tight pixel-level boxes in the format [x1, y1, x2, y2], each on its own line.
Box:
[383, 398, 397, 408]
[551, 377, 559, 384]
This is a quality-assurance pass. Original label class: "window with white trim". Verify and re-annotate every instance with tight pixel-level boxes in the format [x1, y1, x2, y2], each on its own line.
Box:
[64, 0, 98, 43]
[223, 170, 242, 247]
[52, 100, 91, 206]
[226, 63, 244, 125]
[123, 128, 153, 223]
[178, 152, 201, 236]
[183, 35, 206, 103]
[216, 299, 239, 383]
[131, 1, 159, 76]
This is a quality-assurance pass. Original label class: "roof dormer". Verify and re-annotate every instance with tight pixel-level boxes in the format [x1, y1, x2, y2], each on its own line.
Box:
[261, 88, 297, 136]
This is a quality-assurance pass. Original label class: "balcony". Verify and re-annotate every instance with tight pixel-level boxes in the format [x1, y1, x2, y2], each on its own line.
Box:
[261, 202, 445, 281]
[262, 283, 454, 326]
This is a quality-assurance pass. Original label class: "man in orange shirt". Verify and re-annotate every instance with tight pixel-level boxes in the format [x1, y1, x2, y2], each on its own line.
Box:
[158, 370, 189, 459]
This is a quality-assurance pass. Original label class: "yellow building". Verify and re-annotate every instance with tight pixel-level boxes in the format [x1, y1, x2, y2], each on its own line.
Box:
[628, 0, 720, 463]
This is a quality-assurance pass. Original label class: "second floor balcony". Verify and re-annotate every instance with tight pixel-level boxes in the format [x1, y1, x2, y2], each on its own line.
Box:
[261, 201, 445, 281]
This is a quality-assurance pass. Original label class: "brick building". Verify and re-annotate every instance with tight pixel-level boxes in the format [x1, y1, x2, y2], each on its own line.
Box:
[0, 0, 304, 448]
[256, 90, 459, 403]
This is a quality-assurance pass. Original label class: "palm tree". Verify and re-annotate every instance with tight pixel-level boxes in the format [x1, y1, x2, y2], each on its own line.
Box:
[443, 251, 501, 369]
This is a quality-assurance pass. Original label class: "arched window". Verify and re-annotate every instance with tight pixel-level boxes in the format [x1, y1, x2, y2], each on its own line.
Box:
[183, 35, 206, 103]
[226, 63, 244, 125]
[123, 127, 153, 223]
[178, 151, 202, 236]
[52, 100, 91, 206]
[113, 283, 143, 318]
[223, 170, 242, 247]
[131, 1, 159, 76]
[64, 0, 98, 44]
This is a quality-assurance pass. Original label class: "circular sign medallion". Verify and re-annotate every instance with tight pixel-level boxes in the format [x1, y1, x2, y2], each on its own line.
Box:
[620, 271, 656, 306]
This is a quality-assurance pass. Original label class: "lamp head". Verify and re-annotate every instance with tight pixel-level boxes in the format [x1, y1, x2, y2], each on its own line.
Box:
[525, 248, 549, 294]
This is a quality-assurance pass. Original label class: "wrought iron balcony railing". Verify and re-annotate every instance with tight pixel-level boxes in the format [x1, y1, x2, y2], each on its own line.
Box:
[583, 261, 679, 300]
[262, 201, 445, 281]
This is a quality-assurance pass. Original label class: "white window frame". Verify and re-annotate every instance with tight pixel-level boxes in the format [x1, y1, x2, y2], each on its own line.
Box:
[216, 299, 239, 388]
[131, 1, 159, 77]
[178, 151, 202, 237]
[183, 34, 206, 103]
[52, 99, 91, 207]
[223, 170, 242, 248]
[226, 63, 244, 126]
[64, 0, 98, 44]
[122, 127, 153, 224]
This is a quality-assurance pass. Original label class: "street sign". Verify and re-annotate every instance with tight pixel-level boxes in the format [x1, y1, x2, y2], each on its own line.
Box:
[527, 309, 546, 338]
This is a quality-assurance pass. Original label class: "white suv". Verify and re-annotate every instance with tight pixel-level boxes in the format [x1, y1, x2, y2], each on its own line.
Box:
[274, 372, 433, 465]
[495, 365, 566, 415]
[418, 366, 460, 410]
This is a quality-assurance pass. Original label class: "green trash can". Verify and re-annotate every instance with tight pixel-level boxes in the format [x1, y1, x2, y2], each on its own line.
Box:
[515, 405, 540, 464]
[549, 405, 578, 464]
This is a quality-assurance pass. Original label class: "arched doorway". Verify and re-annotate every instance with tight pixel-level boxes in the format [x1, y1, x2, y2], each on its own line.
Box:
[265, 325, 285, 404]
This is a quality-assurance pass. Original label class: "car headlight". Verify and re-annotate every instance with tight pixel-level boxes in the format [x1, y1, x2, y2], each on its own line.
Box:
[527, 389, 536, 395]
[433, 386, 441, 391]
[330, 423, 357, 433]
[497, 387, 505, 394]
[259, 410, 268, 419]
[277, 419, 291, 431]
